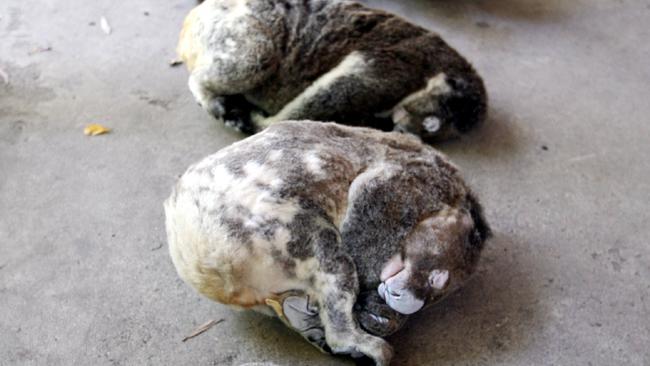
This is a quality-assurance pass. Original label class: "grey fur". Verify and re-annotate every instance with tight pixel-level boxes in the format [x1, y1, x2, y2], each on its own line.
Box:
[165, 122, 490, 363]
[178, 0, 487, 141]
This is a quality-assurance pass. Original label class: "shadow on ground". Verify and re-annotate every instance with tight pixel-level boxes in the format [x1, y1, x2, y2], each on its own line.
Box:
[437, 106, 525, 162]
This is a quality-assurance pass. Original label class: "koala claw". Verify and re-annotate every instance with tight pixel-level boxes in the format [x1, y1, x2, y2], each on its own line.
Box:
[369, 314, 389, 325]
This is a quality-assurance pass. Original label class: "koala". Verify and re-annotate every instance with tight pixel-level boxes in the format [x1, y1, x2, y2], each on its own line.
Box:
[177, 0, 487, 141]
[165, 121, 490, 364]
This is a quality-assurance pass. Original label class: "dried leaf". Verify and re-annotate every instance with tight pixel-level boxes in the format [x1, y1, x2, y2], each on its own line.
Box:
[0, 67, 8, 85]
[100, 16, 112, 35]
[169, 58, 183, 67]
[84, 123, 111, 136]
[182, 319, 224, 342]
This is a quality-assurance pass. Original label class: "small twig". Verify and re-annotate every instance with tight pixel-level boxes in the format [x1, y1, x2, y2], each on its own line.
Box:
[182, 319, 224, 342]
[28, 46, 52, 56]
[100, 16, 112, 35]
[169, 58, 183, 67]
[567, 153, 597, 164]
[150, 242, 164, 251]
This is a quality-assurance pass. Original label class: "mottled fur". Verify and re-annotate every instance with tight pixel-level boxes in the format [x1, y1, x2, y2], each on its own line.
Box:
[178, 0, 487, 141]
[165, 122, 490, 364]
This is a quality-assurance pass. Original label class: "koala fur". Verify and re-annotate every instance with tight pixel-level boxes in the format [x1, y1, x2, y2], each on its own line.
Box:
[178, 0, 487, 141]
[165, 121, 490, 364]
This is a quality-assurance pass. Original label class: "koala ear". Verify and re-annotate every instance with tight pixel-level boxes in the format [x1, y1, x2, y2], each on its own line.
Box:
[428, 269, 449, 290]
[422, 116, 441, 133]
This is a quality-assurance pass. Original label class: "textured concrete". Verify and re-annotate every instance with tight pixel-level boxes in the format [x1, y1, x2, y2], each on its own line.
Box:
[1, 0, 649, 365]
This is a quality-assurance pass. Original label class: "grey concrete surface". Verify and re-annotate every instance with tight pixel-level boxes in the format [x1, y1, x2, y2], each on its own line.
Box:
[1, 0, 649, 365]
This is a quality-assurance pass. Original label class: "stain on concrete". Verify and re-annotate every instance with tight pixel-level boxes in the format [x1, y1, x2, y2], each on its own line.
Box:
[132, 89, 173, 110]
[607, 247, 626, 272]
[0, 62, 56, 110]
[146, 98, 171, 110]
[0, 120, 26, 144]
[211, 353, 237, 365]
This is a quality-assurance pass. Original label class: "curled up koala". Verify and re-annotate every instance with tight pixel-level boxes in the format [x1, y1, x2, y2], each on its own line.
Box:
[165, 122, 491, 364]
[177, 0, 487, 142]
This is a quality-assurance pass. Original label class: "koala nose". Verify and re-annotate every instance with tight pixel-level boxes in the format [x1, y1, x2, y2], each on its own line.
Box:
[378, 282, 424, 315]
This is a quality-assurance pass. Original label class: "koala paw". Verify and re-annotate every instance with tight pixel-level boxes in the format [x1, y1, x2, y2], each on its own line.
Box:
[355, 291, 407, 337]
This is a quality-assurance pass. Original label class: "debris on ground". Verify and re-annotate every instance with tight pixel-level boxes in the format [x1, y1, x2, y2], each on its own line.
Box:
[84, 123, 111, 136]
[0, 67, 8, 85]
[28, 46, 53, 56]
[100, 16, 112, 35]
[169, 59, 183, 67]
[182, 319, 224, 342]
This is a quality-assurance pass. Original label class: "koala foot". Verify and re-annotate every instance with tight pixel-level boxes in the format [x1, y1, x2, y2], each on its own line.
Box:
[271, 292, 365, 358]
[277, 293, 330, 353]
[220, 95, 259, 134]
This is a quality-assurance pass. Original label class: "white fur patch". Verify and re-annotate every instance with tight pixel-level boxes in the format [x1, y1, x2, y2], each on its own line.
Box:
[272, 226, 292, 247]
[188, 74, 212, 108]
[257, 52, 368, 126]
[186, 159, 301, 225]
[304, 151, 325, 178]
[294, 258, 319, 278]
[347, 164, 397, 203]
[337, 164, 395, 227]
[244, 247, 304, 296]
[268, 149, 282, 161]
[225, 38, 237, 48]
[379, 72, 452, 119]
[425, 73, 452, 95]
[428, 269, 449, 290]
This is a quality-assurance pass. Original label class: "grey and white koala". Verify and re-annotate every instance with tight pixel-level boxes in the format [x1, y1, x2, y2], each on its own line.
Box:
[165, 121, 490, 364]
[177, 0, 487, 141]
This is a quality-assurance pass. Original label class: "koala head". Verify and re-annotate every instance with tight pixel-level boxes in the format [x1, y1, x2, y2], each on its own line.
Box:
[377, 195, 490, 314]
[393, 72, 487, 142]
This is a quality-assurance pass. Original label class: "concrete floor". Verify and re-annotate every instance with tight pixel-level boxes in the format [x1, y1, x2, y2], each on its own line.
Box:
[1, 0, 649, 365]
